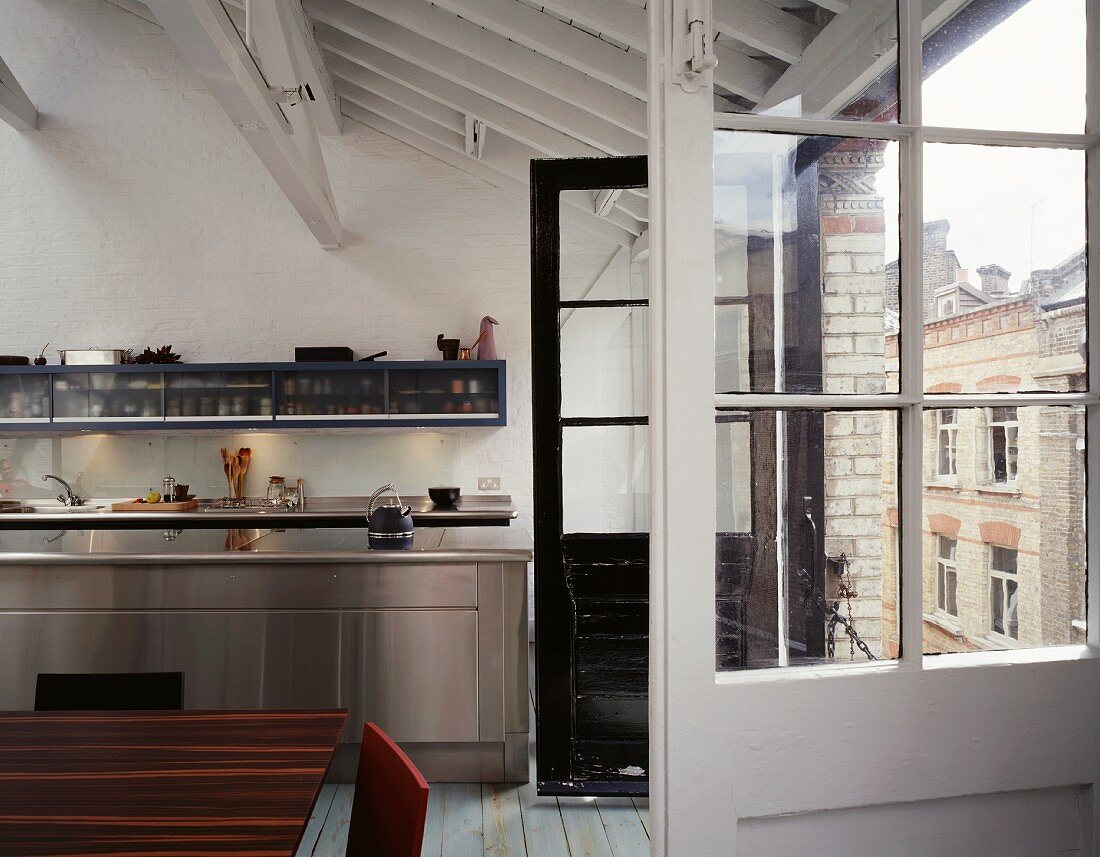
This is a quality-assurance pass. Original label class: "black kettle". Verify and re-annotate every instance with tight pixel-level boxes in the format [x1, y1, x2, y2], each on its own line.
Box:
[366, 483, 414, 548]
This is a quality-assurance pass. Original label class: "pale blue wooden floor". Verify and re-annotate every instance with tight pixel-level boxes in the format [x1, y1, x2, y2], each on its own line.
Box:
[296, 646, 651, 857]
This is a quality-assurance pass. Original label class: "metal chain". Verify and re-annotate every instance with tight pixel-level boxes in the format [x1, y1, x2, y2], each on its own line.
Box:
[795, 565, 877, 661]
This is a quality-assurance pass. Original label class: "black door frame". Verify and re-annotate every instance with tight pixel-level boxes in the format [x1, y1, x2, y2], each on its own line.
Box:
[531, 155, 648, 796]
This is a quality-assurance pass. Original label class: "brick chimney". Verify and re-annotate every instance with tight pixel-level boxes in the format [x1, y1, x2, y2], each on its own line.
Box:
[977, 264, 1011, 297]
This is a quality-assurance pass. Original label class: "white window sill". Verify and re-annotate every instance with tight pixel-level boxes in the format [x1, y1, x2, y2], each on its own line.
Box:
[923, 644, 1100, 670]
[713, 645, 1100, 686]
[975, 483, 1022, 496]
[1072, 619, 1087, 633]
[924, 611, 964, 637]
[924, 479, 959, 491]
[973, 633, 1022, 651]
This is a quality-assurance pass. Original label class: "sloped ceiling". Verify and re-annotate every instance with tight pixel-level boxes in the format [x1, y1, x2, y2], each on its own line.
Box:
[109, 0, 901, 247]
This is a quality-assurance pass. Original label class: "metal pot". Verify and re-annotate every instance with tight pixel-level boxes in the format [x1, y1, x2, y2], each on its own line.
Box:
[59, 348, 130, 365]
[366, 483, 414, 547]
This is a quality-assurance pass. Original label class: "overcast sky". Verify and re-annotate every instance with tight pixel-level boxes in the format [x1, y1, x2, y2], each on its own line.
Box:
[881, 0, 1086, 288]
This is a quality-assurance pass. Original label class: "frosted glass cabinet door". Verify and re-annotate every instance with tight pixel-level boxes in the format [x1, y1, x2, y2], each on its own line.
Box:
[165, 371, 272, 420]
[277, 370, 386, 419]
[0, 374, 50, 422]
[388, 369, 499, 417]
[53, 373, 164, 421]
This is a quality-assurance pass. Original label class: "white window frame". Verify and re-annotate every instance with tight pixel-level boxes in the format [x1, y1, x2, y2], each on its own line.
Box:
[988, 545, 1020, 641]
[937, 408, 959, 480]
[709, 0, 1100, 670]
[986, 405, 1020, 485]
[936, 535, 959, 617]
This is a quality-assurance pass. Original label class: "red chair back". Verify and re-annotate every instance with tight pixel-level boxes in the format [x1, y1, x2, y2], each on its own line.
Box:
[346, 722, 430, 857]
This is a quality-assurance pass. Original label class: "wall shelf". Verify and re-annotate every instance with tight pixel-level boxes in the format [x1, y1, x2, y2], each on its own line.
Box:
[0, 361, 506, 431]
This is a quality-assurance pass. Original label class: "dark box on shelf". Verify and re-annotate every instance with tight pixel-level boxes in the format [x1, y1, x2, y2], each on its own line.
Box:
[294, 347, 354, 362]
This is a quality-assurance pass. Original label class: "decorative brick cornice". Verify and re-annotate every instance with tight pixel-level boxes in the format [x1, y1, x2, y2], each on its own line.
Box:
[928, 514, 962, 537]
[978, 521, 1021, 548]
[818, 149, 886, 216]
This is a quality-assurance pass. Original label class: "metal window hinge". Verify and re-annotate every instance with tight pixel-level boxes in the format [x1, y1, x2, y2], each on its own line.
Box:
[673, 0, 718, 93]
[271, 82, 317, 107]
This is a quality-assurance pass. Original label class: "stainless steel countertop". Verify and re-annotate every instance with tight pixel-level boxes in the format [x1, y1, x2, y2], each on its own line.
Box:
[0, 495, 518, 528]
[0, 526, 533, 564]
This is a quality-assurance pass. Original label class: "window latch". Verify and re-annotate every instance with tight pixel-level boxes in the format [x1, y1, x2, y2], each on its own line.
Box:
[673, 0, 718, 92]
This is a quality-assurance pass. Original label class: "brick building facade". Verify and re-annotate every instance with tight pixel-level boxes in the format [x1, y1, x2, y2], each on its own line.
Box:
[885, 246, 1086, 656]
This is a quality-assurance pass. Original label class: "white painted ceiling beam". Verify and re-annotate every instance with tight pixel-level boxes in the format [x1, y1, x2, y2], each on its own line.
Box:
[320, 42, 604, 159]
[534, 0, 648, 53]
[806, 0, 850, 13]
[338, 81, 464, 149]
[330, 66, 465, 135]
[342, 103, 637, 248]
[306, 0, 644, 154]
[712, 39, 783, 103]
[714, 0, 818, 64]
[145, 0, 343, 247]
[252, 0, 342, 136]
[338, 85, 641, 235]
[429, 0, 646, 100]
[328, 47, 646, 224]
[757, 0, 896, 116]
[0, 53, 37, 131]
[330, 0, 646, 137]
[338, 83, 644, 237]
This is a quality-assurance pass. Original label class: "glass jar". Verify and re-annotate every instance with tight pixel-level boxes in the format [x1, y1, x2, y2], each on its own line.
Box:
[266, 476, 287, 502]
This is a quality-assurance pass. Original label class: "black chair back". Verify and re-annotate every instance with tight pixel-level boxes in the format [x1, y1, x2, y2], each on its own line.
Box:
[34, 672, 185, 711]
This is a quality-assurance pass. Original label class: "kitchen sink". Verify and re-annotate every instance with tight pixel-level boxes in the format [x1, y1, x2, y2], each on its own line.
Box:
[0, 505, 106, 514]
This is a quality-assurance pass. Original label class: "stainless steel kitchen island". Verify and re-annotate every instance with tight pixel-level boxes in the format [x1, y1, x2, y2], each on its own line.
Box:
[0, 526, 531, 783]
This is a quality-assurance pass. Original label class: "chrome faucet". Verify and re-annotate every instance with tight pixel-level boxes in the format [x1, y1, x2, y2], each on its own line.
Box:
[42, 474, 85, 507]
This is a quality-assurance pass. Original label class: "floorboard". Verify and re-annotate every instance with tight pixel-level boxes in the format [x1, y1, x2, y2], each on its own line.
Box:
[632, 800, 650, 839]
[482, 783, 527, 856]
[294, 783, 337, 857]
[596, 799, 649, 857]
[559, 798, 615, 857]
[311, 783, 354, 857]
[422, 785, 446, 856]
[441, 782, 485, 857]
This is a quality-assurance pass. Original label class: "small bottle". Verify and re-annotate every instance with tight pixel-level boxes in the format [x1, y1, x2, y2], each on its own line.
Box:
[162, 475, 177, 503]
[295, 478, 305, 511]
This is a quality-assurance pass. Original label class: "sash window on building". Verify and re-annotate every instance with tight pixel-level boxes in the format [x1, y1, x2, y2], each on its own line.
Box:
[937, 536, 959, 617]
[937, 410, 959, 479]
[987, 407, 1019, 484]
[990, 546, 1019, 640]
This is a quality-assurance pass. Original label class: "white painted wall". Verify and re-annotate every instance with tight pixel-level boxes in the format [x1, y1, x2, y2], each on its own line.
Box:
[0, 0, 618, 526]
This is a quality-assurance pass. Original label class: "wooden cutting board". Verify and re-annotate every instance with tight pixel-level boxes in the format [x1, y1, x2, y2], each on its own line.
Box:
[111, 499, 199, 512]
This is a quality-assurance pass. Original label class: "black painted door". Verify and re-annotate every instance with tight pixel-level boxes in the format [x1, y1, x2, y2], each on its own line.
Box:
[531, 156, 649, 796]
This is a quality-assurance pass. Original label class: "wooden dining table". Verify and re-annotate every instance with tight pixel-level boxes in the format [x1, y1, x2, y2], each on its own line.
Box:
[0, 709, 348, 856]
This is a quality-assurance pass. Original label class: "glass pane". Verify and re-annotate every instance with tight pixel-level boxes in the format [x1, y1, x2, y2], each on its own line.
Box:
[165, 371, 272, 420]
[562, 425, 648, 534]
[559, 190, 647, 302]
[715, 132, 899, 394]
[917, 144, 1086, 393]
[0, 374, 50, 421]
[714, 2, 898, 123]
[280, 370, 386, 418]
[716, 417, 752, 532]
[923, 0, 1085, 133]
[923, 406, 1086, 654]
[386, 369, 499, 418]
[716, 410, 899, 672]
[560, 307, 647, 418]
[53, 372, 164, 421]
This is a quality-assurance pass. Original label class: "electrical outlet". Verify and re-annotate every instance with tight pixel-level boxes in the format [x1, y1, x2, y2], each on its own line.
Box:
[478, 476, 501, 492]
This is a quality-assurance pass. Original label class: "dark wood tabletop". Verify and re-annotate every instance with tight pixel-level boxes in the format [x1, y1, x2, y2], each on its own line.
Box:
[0, 709, 348, 856]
